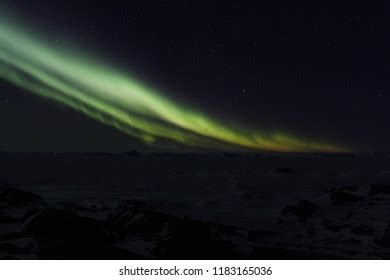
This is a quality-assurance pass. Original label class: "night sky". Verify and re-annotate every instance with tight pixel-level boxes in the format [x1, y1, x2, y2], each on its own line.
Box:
[0, 1, 386, 152]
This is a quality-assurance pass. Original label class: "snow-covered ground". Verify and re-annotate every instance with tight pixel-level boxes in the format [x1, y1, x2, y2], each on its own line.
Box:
[1, 153, 390, 259]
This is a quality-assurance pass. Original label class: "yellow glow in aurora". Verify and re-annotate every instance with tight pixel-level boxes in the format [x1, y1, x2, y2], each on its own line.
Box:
[0, 19, 348, 152]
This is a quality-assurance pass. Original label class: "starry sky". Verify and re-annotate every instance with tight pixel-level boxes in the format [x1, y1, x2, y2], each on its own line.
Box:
[0, 1, 386, 152]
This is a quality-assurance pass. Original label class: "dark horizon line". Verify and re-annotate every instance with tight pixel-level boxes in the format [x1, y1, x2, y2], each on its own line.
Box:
[0, 150, 388, 156]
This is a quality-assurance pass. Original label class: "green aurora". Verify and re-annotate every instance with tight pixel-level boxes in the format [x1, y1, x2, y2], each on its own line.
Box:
[0, 18, 349, 153]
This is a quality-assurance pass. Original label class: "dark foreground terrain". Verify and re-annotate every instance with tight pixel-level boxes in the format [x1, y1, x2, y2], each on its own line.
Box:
[1, 152, 390, 259]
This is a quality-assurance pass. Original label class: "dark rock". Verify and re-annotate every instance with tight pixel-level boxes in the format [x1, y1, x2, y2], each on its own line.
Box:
[22, 209, 104, 241]
[35, 237, 144, 260]
[167, 218, 212, 240]
[108, 200, 241, 241]
[115, 199, 149, 211]
[281, 200, 319, 221]
[106, 200, 179, 237]
[210, 223, 243, 238]
[374, 222, 390, 248]
[351, 225, 375, 236]
[153, 218, 237, 259]
[0, 187, 47, 223]
[369, 185, 390, 196]
[330, 190, 364, 205]
[337, 186, 360, 192]
[0, 243, 31, 255]
[18, 209, 143, 259]
[108, 200, 242, 259]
